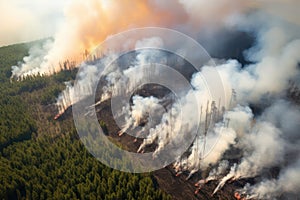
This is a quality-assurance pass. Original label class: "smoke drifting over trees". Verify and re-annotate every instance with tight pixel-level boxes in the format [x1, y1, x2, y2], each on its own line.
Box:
[9, 0, 300, 199]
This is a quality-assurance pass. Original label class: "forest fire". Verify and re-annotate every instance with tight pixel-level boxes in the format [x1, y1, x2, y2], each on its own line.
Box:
[53, 113, 61, 120]
[9, 0, 300, 199]
[234, 192, 245, 200]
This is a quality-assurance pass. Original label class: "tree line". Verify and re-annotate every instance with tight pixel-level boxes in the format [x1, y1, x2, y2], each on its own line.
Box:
[0, 42, 171, 200]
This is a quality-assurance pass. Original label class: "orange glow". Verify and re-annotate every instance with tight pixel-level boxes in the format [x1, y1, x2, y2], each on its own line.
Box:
[234, 192, 243, 200]
[61, 0, 187, 60]
[46, 0, 254, 70]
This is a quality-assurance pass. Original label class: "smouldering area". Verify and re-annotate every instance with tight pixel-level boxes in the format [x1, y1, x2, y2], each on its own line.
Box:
[7, 0, 300, 199]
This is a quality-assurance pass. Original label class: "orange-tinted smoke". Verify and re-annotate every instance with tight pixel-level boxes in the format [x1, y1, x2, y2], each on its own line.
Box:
[47, 0, 187, 67]
[46, 0, 257, 71]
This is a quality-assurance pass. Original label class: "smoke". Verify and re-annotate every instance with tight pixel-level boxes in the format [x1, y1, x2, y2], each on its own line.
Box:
[214, 38, 300, 103]
[56, 36, 166, 116]
[210, 102, 300, 197]
[211, 161, 230, 179]
[238, 158, 300, 199]
[262, 100, 300, 143]
[9, 0, 300, 198]
[137, 69, 214, 158]
[100, 37, 165, 100]
[208, 12, 300, 197]
[235, 122, 285, 179]
[180, 122, 236, 175]
[11, 40, 54, 79]
[55, 4, 299, 198]
[177, 0, 249, 26]
[117, 95, 164, 137]
[55, 53, 117, 115]
[230, 102, 300, 199]
[0, 0, 66, 46]
[10, 0, 175, 78]
[10, 0, 256, 79]
[212, 164, 237, 195]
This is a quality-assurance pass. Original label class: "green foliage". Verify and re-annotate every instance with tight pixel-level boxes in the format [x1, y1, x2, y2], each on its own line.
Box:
[0, 133, 171, 200]
[0, 42, 171, 200]
[0, 94, 36, 150]
[0, 43, 30, 82]
[99, 120, 109, 135]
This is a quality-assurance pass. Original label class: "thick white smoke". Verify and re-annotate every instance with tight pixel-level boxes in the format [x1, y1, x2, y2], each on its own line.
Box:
[214, 37, 300, 103]
[117, 95, 164, 137]
[208, 12, 300, 198]
[9, 0, 300, 198]
[56, 37, 165, 116]
[238, 158, 300, 199]
[11, 40, 54, 79]
[55, 54, 117, 115]
[231, 102, 300, 199]
[54, 4, 300, 199]
[136, 68, 216, 159]
[10, 0, 255, 79]
[99, 37, 165, 102]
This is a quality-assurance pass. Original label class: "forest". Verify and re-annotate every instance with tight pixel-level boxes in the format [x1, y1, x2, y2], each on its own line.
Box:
[0, 41, 171, 200]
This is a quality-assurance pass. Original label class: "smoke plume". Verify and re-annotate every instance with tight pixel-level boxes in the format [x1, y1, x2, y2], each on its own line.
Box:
[56, 2, 300, 198]
[11, 0, 256, 79]
[10, 0, 300, 199]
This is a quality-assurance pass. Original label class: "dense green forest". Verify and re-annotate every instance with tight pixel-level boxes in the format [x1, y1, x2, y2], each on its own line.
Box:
[0, 42, 171, 200]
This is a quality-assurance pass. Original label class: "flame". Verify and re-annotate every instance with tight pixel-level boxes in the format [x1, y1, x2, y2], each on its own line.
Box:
[13, 0, 258, 77]
[234, 192, 246, 200]
[49, 0, 260, 69]
[52, 0, 188, 65]
[234, 192, 241, 200]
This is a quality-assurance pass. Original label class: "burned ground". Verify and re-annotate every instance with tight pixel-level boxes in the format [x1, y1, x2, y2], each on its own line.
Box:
[89, 87, 248, 200]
